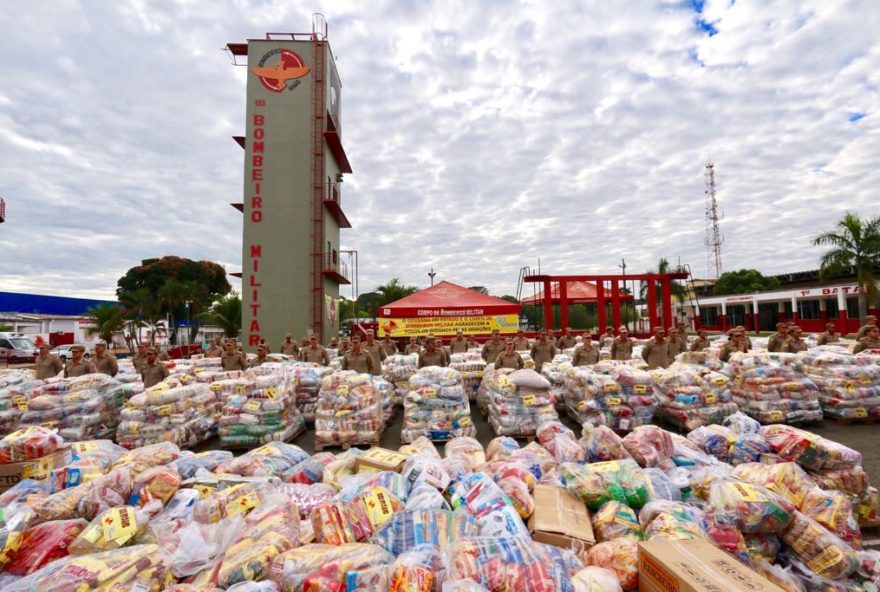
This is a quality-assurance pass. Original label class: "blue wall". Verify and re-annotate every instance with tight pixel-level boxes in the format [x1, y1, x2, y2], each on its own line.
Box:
[0, 292, 116, 316]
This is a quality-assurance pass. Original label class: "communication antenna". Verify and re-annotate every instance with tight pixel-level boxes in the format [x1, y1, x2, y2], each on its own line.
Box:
[704, 163, 723, 279]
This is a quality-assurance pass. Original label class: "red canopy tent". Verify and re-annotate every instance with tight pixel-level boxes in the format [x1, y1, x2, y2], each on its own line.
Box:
[378, 281, 520, 338]
[520, 280, 633, 305]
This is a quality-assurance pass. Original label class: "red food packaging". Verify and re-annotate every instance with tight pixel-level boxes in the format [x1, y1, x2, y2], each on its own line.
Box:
[3, 518, 87, 576]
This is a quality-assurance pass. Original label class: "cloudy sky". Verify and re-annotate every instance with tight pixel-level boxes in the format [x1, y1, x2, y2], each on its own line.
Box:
[1, 0, 877, 300]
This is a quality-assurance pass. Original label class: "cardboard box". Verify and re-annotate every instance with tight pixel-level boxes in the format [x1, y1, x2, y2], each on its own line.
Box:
[356, 447, 409, 473]
[528, 484, 596, 549]
[639, 539, 787, 592]
[0, 444, 73, 493]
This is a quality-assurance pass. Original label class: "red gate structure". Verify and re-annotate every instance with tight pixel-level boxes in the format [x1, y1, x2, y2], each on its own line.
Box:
[523, 271, 689, 337]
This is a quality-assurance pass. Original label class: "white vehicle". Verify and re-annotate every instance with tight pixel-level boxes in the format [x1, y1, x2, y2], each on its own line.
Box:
[0, 333, 37, 363]
[50, 344, 91, 362]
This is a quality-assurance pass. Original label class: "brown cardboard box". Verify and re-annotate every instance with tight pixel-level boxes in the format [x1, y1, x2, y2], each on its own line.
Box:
[639, 539, 787, 592]
[0, 444, 73, 493]
[356, 447, 409, 473]
[528, 484, 596, 549]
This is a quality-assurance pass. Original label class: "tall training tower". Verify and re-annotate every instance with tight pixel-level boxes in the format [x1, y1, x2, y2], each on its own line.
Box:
[226, 14, 352, 349]
[704, 162, 723, 279]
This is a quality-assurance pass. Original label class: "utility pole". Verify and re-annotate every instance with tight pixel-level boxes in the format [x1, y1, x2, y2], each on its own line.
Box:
[618, 258, 627, 331]
[428, 268, 436, 286]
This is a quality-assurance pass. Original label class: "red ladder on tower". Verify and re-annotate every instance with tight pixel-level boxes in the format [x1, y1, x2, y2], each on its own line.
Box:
[309, 26, 327, 338]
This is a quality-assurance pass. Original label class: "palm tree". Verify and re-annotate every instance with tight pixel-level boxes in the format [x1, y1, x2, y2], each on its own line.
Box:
[199, 293, 242, 338]
[85, 304, 123, 344]
[119, 287, 165, 346]
[639, 257, 686, 326]
[813, 212, 880, 323]
[376, 278, 418, 307]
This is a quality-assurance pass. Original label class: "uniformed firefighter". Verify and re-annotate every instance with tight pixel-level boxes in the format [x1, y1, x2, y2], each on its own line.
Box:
[221, 340, 248, 371]
[530, 330, 557, 373]
[611, 326, 635, 361]
[64, 344, 96, 378]
[481, 330, 505, 363]
[641, 327, 669, 370]
[494, 339, 525, 370]
[572, 334, 600, 367]
[141, 347, 170, 388]
[418, 336, 448, 368]
[34, 343, 63, 379]
[92, 341, 118, 377]
[342, 337, 375, 374]
[300, 334, 331, 365]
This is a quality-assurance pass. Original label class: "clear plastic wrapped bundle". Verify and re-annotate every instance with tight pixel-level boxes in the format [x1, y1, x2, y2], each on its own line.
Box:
[0, 376, 46, 437]
[592, 501, 642, 542]
[781, 511, 857, 580]
[477, 365, 513, 416]
[486, 369, 559, 438]
[446, 536, 582, 592]
[215, 442, 309, 480]
[290, 364, 332, 422]
[383, 353, 420, 406]
[268, 543, 394, 592]
[217, 366, 305, 449]
[563, 364, 656, 432]
[705, 476, 796, 533]
[17, 374, 128, 441]
[559, 459, 651, 510]
[583, 539, 639, 590]
[370, 508, 479, 555]
[803, 351, 880, 420]
[116, 381, 220, 449]
[622, 425, 675, 470]
[449, 351, 488, 401]
[727, 352, 823, 424]
[403, 366, 475, 443]
[731, 462, 816, 507]
[686, 425, 734, 462]
[540, 356, 573, 412]
[372, 376, 396, 423]
[536, 421, 585, 463]
[651, 365, 738, 431]
[315, 371, 384, 448]
[761, 424, 862, 471]
[799, 488, 862, 548]
[449, 472, 530, 537]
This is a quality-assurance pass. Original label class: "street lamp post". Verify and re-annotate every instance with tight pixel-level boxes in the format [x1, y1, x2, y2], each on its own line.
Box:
[428, 268, 436, 286]
[618, 258, 627, 331]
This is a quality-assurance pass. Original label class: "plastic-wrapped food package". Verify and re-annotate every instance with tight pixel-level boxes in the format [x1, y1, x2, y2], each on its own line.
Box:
[170, 449, 234, 480]
[477, 366, 512, 416]
[592, 501, 642, 542]
[191, 481, 269, 524]
[801, 349, 880, 420]
[622, 425, 675, 470]
[312, 486, 402, 544]
[130, 465, 181, 506]
[722, 411, 761, 435]
[485, 369, 559, 438]
[686, 425, 734, 462]
[486, 436, 519, 461]
[0, 518, 86, 576]
[446, 436, 487, 469]
[643, 468, 684, 501]
[571, 566, 623, 592]
[481, 459, 538, 492]
[217, 366, 306, 449]
[291, 365, 332, 422]
[761, 424, 862, 472]
[449, 473, 531, 538]
[3, 544, 174, 592]
[336, 471, 407, 504]
[18, 374, 129, 441]
[854, 486, 880, 528]
[752, 559, 806, 592]
[406, 484, 451, 510]
[216, 442, 309, 480]
[287, 451, 334, 484]
[446, 536, 579, 592]
[70, 503, 159, 554]
[497, 477, 534, 519]
[268, 543, 394, 592]
[193, 495, 301, 589]
[537, 421, 585, 464]
[49, 439, 128, 491]
[117, 381, 220, 450]
[322, 448, 361, 488]
[283, 483, 335, 519]
[650, 366, 737, 431]
[808, 466, 870, 496]
[730, 433, 774, 465]
[371, 508, 478, 555]
[371, 376, 397, 424]
[706, 477, 795, 533]
[402, 453, 451, 493]
[0, 503, 35, 570]
[581, 425, 631, 463]
[0, 376, 47, 438]
[384, 354, 420, 407]
[731, 462, 816, 507]
[705, 511, 749, 563]
[559, 459, 651, 510]
[727, 352, 823, 424]
[539, 357, 572, 413]
[781, 511, 857, 580]
[564, 365, 656, 432]
[449, 351, 488, 402]
[111, 441, 181, 475]
[799, 488, 862, 549]
[316, 371, 384, 447]
[583, 539, 639, 590]
[744, 533, 782, 563]
[33, 465, 132, 522]
[639, 501, 707, 541]
[403, 366, 475, 442]
[0, 426, 63, 463]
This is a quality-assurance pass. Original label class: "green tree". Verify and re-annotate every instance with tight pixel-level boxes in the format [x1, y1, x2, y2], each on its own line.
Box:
[199, 293, 242, 338]
[813, 212, 880, 322]
[85, 304, 123, 344]
[118, 286, 166, 346]
[180, 280, 211, 343]
[157, 279, 186, 343]
[356, 292, 383, 318]
[467, 286, 489, 295]
[376, 278, 418, 307]
[499, 295, 518, 303]
[639, 258, 685, 326]
[712, 269, 781, 296]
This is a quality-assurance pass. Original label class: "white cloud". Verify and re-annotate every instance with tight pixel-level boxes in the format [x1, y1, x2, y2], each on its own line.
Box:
[0, 0, 878, 302]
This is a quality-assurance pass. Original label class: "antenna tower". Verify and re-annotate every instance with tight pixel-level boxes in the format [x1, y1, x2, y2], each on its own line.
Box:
[704, 162, 723, 279]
